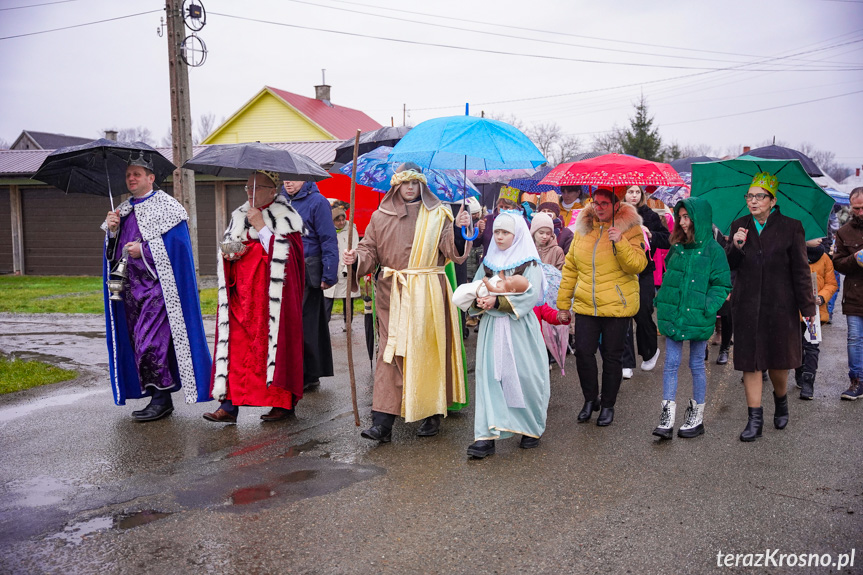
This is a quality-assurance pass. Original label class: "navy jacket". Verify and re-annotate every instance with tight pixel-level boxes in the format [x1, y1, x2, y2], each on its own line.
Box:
[282, 182, 338, 286]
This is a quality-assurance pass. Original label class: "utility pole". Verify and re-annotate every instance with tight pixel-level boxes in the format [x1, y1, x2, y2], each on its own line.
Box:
[403, 104, 406, 126]
[165, 0, 199, 281]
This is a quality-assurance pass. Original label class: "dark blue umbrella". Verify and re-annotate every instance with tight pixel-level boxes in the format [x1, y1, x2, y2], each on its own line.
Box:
[32, 139, 176, 209]
[508, 165, 559, 194]
[670, 156, 719, 173]
[742, 145, 822, 177]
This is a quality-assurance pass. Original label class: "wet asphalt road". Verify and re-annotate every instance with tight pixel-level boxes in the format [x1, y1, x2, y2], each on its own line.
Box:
[0, 309, 861, 575]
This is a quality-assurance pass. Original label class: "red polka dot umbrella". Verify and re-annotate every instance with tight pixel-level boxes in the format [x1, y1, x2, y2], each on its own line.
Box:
[539, 153, 684, 188]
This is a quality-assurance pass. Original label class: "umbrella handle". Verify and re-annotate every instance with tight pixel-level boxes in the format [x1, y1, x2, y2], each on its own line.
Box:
[461, 225, 479, 241]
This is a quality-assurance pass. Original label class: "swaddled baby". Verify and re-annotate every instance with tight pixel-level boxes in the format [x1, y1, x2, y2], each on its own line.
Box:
[452, 270, 530, 311]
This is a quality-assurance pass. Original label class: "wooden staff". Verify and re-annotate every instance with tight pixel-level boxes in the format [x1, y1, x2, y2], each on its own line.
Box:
[346, 129, 361, 426]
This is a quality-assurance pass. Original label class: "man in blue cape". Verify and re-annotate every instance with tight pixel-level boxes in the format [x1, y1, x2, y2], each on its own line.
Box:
[102, 153, 212, 421]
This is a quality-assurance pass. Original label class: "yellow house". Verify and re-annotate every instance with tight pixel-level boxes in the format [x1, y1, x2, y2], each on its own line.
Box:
[203, 85, 382, 144]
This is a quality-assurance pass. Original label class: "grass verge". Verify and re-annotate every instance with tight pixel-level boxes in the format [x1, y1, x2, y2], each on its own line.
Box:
[0, 276, 103, 314]
[0, 356, 78, 395]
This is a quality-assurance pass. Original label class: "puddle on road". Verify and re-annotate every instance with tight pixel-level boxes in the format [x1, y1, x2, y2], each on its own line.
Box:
[281, 439, 329, 457]
[228, 470, 320, 506]
[46, 510, 174, 545]
[1, 476, 94, 510]
[115, 510, 173, 530]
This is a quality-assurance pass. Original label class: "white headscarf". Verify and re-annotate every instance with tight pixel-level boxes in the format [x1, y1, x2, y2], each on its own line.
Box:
[483, 211, 546, 305]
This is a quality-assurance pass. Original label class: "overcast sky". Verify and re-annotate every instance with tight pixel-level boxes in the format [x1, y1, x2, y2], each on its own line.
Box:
[1, 0, 861, 170]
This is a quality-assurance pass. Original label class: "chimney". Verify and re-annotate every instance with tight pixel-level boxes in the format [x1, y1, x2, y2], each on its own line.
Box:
[857, 168, 861, 177]
[743, 146, 751, 154]
[315, 84, 332, 106]
[105, 130, 117, 141]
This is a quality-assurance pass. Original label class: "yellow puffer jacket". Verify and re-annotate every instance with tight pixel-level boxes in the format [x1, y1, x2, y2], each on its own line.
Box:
[557, 202, 647, 317]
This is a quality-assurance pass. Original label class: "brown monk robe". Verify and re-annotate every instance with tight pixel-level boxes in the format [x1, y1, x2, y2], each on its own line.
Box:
[346, 163, 472, 442]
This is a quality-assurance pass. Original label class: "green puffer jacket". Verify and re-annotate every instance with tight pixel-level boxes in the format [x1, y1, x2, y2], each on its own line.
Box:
[654, 196, 731, 342]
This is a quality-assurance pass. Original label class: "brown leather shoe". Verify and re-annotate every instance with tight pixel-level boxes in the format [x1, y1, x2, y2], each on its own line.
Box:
[202, 408, 237, 423]
[260, 407, 294, 422]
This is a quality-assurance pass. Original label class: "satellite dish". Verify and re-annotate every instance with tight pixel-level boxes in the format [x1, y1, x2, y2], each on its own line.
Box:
[183, 0, 206, 32]
[181, 34, 207, 67]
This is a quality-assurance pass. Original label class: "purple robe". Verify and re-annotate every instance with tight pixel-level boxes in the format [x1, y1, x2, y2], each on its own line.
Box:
[113, 204, 177, 392]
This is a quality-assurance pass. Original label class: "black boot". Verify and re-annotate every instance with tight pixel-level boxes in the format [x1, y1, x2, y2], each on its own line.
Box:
[417, 414, 442, 437]
[739, 407, 763, 442]
[799, 372, 815, 400]
[773, 392, 789, 430]
[361, 411, 395, 443]
[716, 347, 729, 365]
[467, 439, 495, 458]
[577, 398, 601, 423]
[596, 407, 614, 427]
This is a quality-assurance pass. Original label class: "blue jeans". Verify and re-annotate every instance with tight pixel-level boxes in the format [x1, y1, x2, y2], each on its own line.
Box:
[662, 339, 708, 403]
[828, 272, 841, 317]
[847, 315, 863, 380]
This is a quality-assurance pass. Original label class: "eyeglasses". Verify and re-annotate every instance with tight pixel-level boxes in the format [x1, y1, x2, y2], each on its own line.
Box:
[245, 185, 276, 193]
[744, 193, 772, 202]
[594, 201, 612, 209]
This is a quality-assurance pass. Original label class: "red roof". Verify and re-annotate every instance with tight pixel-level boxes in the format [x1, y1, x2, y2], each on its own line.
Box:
[267, 86, 382, 140]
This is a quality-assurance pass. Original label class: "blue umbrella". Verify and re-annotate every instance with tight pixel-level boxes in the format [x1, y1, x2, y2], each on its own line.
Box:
[387, 115, 546, 170]
[508, 165, 559, 194]
[387, 115, 546, 239]
[339, 146, 480, 202]
[824, 186, 849, 206]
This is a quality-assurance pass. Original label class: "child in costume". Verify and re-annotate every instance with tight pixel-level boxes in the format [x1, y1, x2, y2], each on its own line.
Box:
[465, 211, 551, 459]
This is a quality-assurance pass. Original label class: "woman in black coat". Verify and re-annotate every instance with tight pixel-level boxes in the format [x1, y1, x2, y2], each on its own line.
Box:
[726, 172, 816, 442]
[621, 185, 670, 377]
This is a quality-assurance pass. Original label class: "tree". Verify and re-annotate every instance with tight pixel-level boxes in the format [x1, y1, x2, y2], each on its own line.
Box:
[620, 94, 663, 161]
[590, 127, 625, 154]
[0, 138, 9, 150]
[798, 142, 853, 183]
[102, 126, 156, 146]
[194, 112, 216, 145]
[526, 123, 562, 163]
[554, 134, 583, 165]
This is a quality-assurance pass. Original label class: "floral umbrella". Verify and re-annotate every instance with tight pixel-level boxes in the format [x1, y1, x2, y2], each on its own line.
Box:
[651, 172, 692, 207]
[339, 146, 480, 202]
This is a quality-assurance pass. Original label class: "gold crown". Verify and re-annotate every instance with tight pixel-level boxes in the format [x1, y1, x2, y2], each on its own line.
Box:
[750, 171, 778, 196]
[538, 191, 559, 207]
[498, 185, 520, 204]
[521, 192, 539, 206]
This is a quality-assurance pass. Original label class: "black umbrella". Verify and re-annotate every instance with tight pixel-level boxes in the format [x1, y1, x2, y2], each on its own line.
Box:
[183, 142, 331, 182]
[32, 139, 176, 210]
[742, 145, 823, 177]
[333, 126, 411, 164]
[669, 155, 720, 173]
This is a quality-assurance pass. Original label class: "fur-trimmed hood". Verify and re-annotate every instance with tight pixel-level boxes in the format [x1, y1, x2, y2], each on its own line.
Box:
[574, 201, 642, 237]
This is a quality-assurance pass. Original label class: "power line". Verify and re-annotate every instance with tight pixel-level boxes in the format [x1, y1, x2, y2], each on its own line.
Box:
[566, 89, 863, 136]
[0, 0, 82, 11]
[0, 9, 162, 40]
[322, 0, 863, 64]
[210, 10, 863, 73]
[284, 0, 857, 68]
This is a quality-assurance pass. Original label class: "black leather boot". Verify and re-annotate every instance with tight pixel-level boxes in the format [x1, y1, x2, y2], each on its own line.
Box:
[799, 373, 815, 400]
[417, 414, 442, 437]
[577, 398, 601, 423]
[596, 407, 614, 427]
[361, 411, 395, 443]
[739, 407, 763, 442]
[467, 439, 495, 458]
[773, 392, 789, 429]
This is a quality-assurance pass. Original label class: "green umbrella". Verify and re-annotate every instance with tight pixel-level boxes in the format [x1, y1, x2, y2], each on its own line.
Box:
[691, 156, 835, 241]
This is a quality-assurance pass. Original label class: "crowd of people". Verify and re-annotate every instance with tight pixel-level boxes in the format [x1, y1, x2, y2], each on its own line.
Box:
[102, 153, 863, 459]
